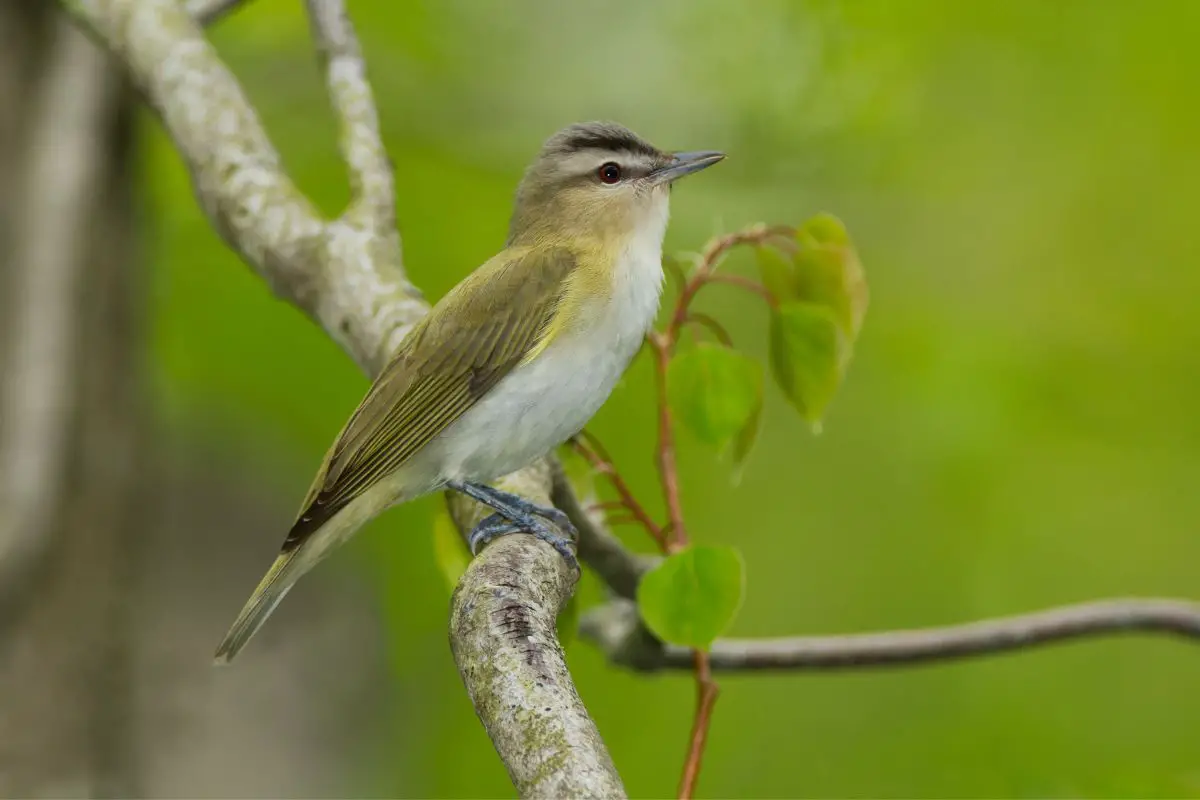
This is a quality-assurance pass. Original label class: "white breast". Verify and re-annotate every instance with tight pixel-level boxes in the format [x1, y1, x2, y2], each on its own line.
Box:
[425, 200, 669, 485]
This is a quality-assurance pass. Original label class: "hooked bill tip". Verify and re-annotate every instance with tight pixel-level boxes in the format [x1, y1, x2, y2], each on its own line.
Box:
[650, 150, 726, 184]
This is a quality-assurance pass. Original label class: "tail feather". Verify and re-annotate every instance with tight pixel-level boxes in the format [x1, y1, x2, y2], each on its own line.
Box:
[213, 552, 298, 664]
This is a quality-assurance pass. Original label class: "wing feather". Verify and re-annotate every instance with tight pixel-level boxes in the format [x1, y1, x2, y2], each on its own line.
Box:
[282, 247, 576, 551]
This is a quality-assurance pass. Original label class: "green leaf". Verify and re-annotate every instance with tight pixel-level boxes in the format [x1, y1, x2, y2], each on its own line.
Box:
[798, 211, 851, 247]
[768, 302, 845, 428]
[432, 511, 471, 592]
[667, 343, 764, 459]
[755, 243, 798, 303]
[793, 214, 868, 338]
[730, 400, 762, 482]
[755, 214, 867, 342]
[637, 545, 745, 650]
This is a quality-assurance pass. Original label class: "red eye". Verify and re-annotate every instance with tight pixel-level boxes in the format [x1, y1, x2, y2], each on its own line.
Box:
[598, 162, 622, 184]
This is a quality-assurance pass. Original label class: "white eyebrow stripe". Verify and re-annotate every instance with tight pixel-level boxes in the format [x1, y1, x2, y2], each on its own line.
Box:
[549, 149, 657, 180]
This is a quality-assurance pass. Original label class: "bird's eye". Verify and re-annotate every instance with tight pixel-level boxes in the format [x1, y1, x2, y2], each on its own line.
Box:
[598, 162, 622, 184]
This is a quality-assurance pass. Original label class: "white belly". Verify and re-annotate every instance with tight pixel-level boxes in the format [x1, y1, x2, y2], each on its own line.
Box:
[423, 246, 664, 485]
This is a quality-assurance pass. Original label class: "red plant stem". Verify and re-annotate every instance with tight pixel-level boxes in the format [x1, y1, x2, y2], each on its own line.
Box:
[666, 226, 788, 345]
[651, 323, 710, 798]
[706, 273, 777, 307]
[682, 313, 734, 348]
[650, 332, 688, 551]
[572, 438, 667, 548]
[652, 228, 799, 797]
[678, 650, 720, 800]
[581, 226, 794, 798]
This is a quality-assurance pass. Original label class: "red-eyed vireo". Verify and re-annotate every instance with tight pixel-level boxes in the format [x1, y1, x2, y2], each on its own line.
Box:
[214, 122, 723, 662]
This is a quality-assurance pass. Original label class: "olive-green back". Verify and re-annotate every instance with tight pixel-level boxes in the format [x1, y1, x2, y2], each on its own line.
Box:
[282, 246, 576, 551]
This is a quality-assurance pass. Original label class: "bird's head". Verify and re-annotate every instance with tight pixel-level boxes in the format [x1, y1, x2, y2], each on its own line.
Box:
[507, 121, 724, 247]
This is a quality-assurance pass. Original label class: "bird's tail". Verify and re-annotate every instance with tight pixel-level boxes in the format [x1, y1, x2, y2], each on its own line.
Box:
[213, 551, 299, 664]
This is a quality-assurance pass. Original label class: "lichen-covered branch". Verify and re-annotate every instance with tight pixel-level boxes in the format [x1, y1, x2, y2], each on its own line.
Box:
[582, 597, 1200, 673]
[304, 0, 395, 231]
[448, 462, 626, 800]
[59, 1, 621, 795]
[64, 0, 423, 373]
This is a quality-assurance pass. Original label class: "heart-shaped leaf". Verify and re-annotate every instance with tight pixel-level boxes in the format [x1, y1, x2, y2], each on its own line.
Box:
[729, 400, 762, 483]
[637, 545, 745, 650]
[768, 302, 845, 428]
[755, 243, 798, 303]
[793, 214, 868, 339]
[667, 343, 764, 463]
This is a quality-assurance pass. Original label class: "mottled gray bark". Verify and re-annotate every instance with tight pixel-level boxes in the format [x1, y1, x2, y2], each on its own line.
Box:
[449, 463, 626, 799]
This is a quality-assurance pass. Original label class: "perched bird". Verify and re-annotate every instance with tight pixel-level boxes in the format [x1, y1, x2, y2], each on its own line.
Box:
[214, 121, 723, 662]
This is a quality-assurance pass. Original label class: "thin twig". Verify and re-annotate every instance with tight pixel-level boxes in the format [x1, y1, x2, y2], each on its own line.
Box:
[678, 651, 720, 799]
[581, 597, 1200, 673]
[682, 312, 734, 347]
[648, 230, 782, 797]
[572, 434, 666, 547]
[303, 0, 395, 229]
[549, 462, 655, 602]
[649, 334, 688, 551]
[706, 273, 776, 307]
[665, 224, 792, 345]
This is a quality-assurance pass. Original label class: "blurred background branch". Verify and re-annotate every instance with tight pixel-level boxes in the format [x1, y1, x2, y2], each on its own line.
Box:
[581, 597, 1200, 672]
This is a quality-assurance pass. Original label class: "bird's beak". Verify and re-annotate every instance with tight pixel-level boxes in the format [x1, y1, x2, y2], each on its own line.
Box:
[649, 150, 725, 185]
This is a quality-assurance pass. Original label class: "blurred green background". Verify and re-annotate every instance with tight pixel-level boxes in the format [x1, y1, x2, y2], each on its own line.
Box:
[146, 0, 1200, 796]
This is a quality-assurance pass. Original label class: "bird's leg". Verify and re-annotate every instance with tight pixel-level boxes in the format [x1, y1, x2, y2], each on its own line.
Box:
[447, 480, 578, 571]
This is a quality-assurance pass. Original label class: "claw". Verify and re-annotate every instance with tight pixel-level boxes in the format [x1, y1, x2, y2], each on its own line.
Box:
[451, 481, 579, 573]
[467, 512, 519, 555]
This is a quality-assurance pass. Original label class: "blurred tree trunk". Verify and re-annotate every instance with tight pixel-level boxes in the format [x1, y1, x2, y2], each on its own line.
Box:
[0, 4, 391, 797]
[0, 3, 146, 794]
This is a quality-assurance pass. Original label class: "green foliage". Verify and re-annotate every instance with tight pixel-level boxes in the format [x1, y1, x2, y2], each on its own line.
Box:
[754, 244, 795, 303]
[667, 343, 764, 467]
[768, 302, 845, 429]
[757, 214, 868, 428]
[637, 545, 745, 650]
[793, 214, 868, 340]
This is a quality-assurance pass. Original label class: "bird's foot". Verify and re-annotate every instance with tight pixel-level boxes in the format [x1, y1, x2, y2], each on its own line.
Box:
[466, 511, 579, 571]
[450, 481, 579, 572]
